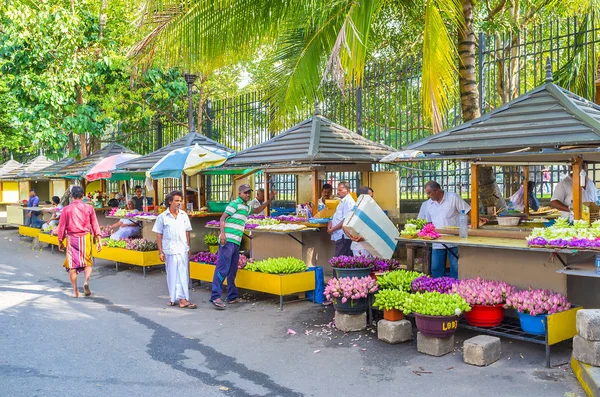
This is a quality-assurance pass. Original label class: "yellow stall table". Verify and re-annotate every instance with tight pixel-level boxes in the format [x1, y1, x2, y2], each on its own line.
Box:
[38, 232, 59, 252]
[92, 246, 164, 277]
[18, 226, 40, 239]
[190, 261, 316, 309]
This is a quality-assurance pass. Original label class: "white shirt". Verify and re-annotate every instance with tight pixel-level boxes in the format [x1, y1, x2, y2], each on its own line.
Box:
[418, 191, 471, 249]
[551, 175, 598, 218]
[152, 209, 193, 255]
[331, 194, 355, 241]
[248, 198, 262, 210]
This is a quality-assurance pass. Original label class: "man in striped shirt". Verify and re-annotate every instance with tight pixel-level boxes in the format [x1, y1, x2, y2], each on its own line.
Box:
[210, 184, 252, 309]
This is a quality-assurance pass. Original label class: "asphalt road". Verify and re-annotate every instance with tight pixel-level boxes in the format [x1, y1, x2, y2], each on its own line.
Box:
[0, 229, 584, 397]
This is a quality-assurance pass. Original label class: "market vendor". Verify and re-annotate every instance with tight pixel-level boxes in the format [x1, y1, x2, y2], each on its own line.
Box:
[108, 200, 142, 240]
[328, 182, 356, 257]
[509, 181, 539, 212]
[417, 181, 470, 279]
[24, 189, 42, 228]
[41, 196, 63, 232]
[318, 183, 335, 212]
[248, 188, 276, 215]
[550, 164, 598, 218]
[131, 185, 146, 211]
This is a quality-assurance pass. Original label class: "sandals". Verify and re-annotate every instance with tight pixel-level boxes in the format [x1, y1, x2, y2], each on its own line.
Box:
[83, 284, 91, 297]
[210, 299, 226, 310]
[167, 301, 176, 306]
[180, 303, 197, 309]
[227, 298, 246, 304]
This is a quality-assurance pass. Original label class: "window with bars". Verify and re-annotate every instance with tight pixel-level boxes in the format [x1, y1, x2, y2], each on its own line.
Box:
[161, 178, 183, 204]
[207, 175, 233, 202]
[324, 172, 361, 192]
[254, 172, 297, 202]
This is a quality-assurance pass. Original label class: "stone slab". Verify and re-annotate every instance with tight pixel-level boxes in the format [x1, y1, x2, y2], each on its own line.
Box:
[577, 309, 600, 341]
[334, 311, 366, 332]
[463, 335, 501, 366]
[377, 319, 413, 344]
[573, 335, 600, 366]
[417, 332, 454, 357]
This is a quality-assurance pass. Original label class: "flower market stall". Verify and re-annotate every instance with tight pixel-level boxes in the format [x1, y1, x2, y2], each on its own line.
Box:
[222, 106, 399, 275]
[0, 159, 22, 226]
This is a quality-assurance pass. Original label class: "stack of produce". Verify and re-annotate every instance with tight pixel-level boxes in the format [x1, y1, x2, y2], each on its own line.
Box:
[276, 215, 305, 222]
[451, 277, 514, 306]
[324, 276, 379, 304]
[402, 291, 471, 316]
[377, 269, 425, 292]
[191, 251, 218, 264]
[329, 255, 399, 272]
[400, 218, 429, 238]
[417, 223, 441, 239]
[101, 238, 158, 251]
[411, 275, 459, 294]
[256, 223, 306, 232]
[526, 218, 600, 248]
[505, 288, 571, 316]
[244, 257, 307, 274]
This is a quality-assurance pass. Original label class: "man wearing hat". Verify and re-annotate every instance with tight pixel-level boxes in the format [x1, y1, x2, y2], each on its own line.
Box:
[210, 184, 252, 309]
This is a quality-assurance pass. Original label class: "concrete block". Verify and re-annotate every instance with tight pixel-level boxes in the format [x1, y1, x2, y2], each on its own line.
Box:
[573, 335, 600, 366]
[417, 332, 454, 356]
[463, 335, 501, 366]
[577, 310, 600, 341]
[334, 311, 366, 332]
[377, 319, 413, 344]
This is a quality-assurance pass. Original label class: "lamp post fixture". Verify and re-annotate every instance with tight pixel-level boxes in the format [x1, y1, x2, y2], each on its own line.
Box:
[184, 73, 197, 133]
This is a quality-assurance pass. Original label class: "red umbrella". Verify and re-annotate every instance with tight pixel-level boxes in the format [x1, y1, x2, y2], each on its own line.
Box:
[85, 153, 140, 181]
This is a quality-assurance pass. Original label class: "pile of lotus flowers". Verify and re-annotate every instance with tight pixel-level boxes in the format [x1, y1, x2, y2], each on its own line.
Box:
[417, 223, 441, 239]
[324, 276, 378, 304]
[451, 277, 515, 306]
[504, 288, 571, 316]
[411, 275, 459, 294]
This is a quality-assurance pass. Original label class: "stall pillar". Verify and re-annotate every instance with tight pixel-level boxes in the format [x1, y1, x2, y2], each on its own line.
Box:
[182, 173, 187, 210]
[572, 157, 582, 220]
[470, 164, 479, 228]
[152, 179, 158, 207]
[312, 170, 319, 216]
[199, 174, 206, 207]
[523, 166, 529, 215]
[264, 172, 270, 216]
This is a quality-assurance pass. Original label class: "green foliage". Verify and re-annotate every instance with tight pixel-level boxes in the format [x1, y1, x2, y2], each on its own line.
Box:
[244, 257, 308, 274]
[373, 289, 410, 311]
[204, 233, 219, 245]
[376, 270, 424, 292]
[402, 291, 471, 316]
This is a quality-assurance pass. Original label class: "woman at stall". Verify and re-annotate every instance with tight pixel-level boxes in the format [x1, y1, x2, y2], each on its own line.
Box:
[509, 181, 540, 212]
[108, 200, 142, 240]
[41, 196, 63, 232]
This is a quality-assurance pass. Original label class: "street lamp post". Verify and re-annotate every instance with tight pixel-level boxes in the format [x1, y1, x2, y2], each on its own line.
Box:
[184, 73, 197, 133]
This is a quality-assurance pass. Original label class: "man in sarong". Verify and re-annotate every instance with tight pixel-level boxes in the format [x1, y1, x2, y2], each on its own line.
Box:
[56, 186, 102, 298]
[153, 191, 196, 309]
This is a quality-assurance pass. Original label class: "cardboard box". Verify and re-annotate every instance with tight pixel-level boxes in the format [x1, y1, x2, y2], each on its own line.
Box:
[343, 195, 399, 259]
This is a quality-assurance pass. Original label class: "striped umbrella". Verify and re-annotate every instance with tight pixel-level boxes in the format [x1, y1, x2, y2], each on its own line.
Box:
[146, 144, 233, 179]
[85, 153, 141, 181]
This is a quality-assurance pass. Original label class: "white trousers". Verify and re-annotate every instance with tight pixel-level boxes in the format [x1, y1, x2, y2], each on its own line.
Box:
[165, 253, 189, 302]
[110, 227, 141, 240]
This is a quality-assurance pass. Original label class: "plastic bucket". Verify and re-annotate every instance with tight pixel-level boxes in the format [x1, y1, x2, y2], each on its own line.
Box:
[333, 297, 368, 314]
[333, 267, 373, 279]
[414, 313, 459, 337]
[518, 312, 547, 335]
[464, 304, 505, 328]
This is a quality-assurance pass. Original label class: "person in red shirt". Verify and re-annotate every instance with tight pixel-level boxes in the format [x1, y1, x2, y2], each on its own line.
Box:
[56, 186, 103, 298]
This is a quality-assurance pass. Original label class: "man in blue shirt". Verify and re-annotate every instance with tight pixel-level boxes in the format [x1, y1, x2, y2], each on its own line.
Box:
[25, 189, 42, 228]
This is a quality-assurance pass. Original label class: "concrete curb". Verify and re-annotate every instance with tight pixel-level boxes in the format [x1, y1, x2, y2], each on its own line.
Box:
[571, 355, 600, 397]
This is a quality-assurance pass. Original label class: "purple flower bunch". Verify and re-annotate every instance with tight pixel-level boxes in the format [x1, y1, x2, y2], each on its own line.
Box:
[527, 237, 547, 246]
[411, 275, 459, 294]
[547, 238, 569, 248]
[329, 255, 373, 269]
[504, 288, 571, 316]
[191, 251, 218, 264]
[100, 225, 112, 238]
[451, 277, 515, 306]
[124, 238, 158, 252]
[569, 238, 592, 249]
[125, 211, 154, 217]
[276, 215, 305, 222]
[245, 223, 258, 229]
[248, 215, 266, 220]
[323, 276, 379, 304]
[372, 258, 400, 273]
[206, 220, 219, 226]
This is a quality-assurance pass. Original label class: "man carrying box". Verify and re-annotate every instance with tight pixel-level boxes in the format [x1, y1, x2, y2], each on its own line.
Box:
[344, 186, 374, 257]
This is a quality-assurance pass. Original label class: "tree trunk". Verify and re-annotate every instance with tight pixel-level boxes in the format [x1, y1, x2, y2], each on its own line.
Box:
[99, 0, 107, 39]
[459, 0, 506, 213]
[76, 87, 87, 158]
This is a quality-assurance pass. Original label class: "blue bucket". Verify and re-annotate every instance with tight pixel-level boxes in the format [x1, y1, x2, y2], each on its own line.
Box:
[305, 266, 324, 304]
[518, 312, 547, 335]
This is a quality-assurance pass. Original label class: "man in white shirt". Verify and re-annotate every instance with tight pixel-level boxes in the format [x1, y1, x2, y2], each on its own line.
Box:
[345, 186, 374, 257]
[247, 188, 276, 215]
[153, 190, 196, 309]
[550, 165, 598, 218]
[417, 181, 470, 279]
[328, 182, 355, 257]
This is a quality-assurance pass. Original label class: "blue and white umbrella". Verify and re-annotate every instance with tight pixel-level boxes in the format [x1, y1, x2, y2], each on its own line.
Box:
[146, 144, 233, 179]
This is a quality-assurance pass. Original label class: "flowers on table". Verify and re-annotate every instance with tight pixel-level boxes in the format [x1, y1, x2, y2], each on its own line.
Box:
[400, 223, 419, 237]
[101, 238, 158, 251]
[411, 275, 459, 294]
[191, 251, 218, 264]
[244, 257, 307, 274]
[504, 288, 571, 316]
[100, 225, 112, 238]
[402, 291, 471, 316]
[377, 270, 424, 292]
[451, 277, 514, 306]
[417, 223, 441, 239]
[525, 218, 600, 249]
[329, 255, 399, 271]
[324, 276, 379, 304]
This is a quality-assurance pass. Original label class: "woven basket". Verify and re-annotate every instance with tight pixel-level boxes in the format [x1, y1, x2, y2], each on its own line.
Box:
[497, 216, 520, 226]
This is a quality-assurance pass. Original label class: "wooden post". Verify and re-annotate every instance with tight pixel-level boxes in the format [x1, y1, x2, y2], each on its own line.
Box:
[470, 164, 479, 229]
[199, 174, 206, 207]
[264, 172, 270, 216]
[152, 179, 158, 208]
[523, 166, 529, 215]
[182, 173, 188, 211]
[312, 170, 319, 217]
[572, 157, 583, 220]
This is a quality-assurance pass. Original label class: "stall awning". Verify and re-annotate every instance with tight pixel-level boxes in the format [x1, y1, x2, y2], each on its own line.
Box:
[27, 157, 75, 180]
[58, 142, 135, 179]
[1, 156, 55, 180]
[225, 108, 396, 167]
[405, 79, 600, 155]
[116, 132, 234, 174]
[0, 159, 23, 178]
